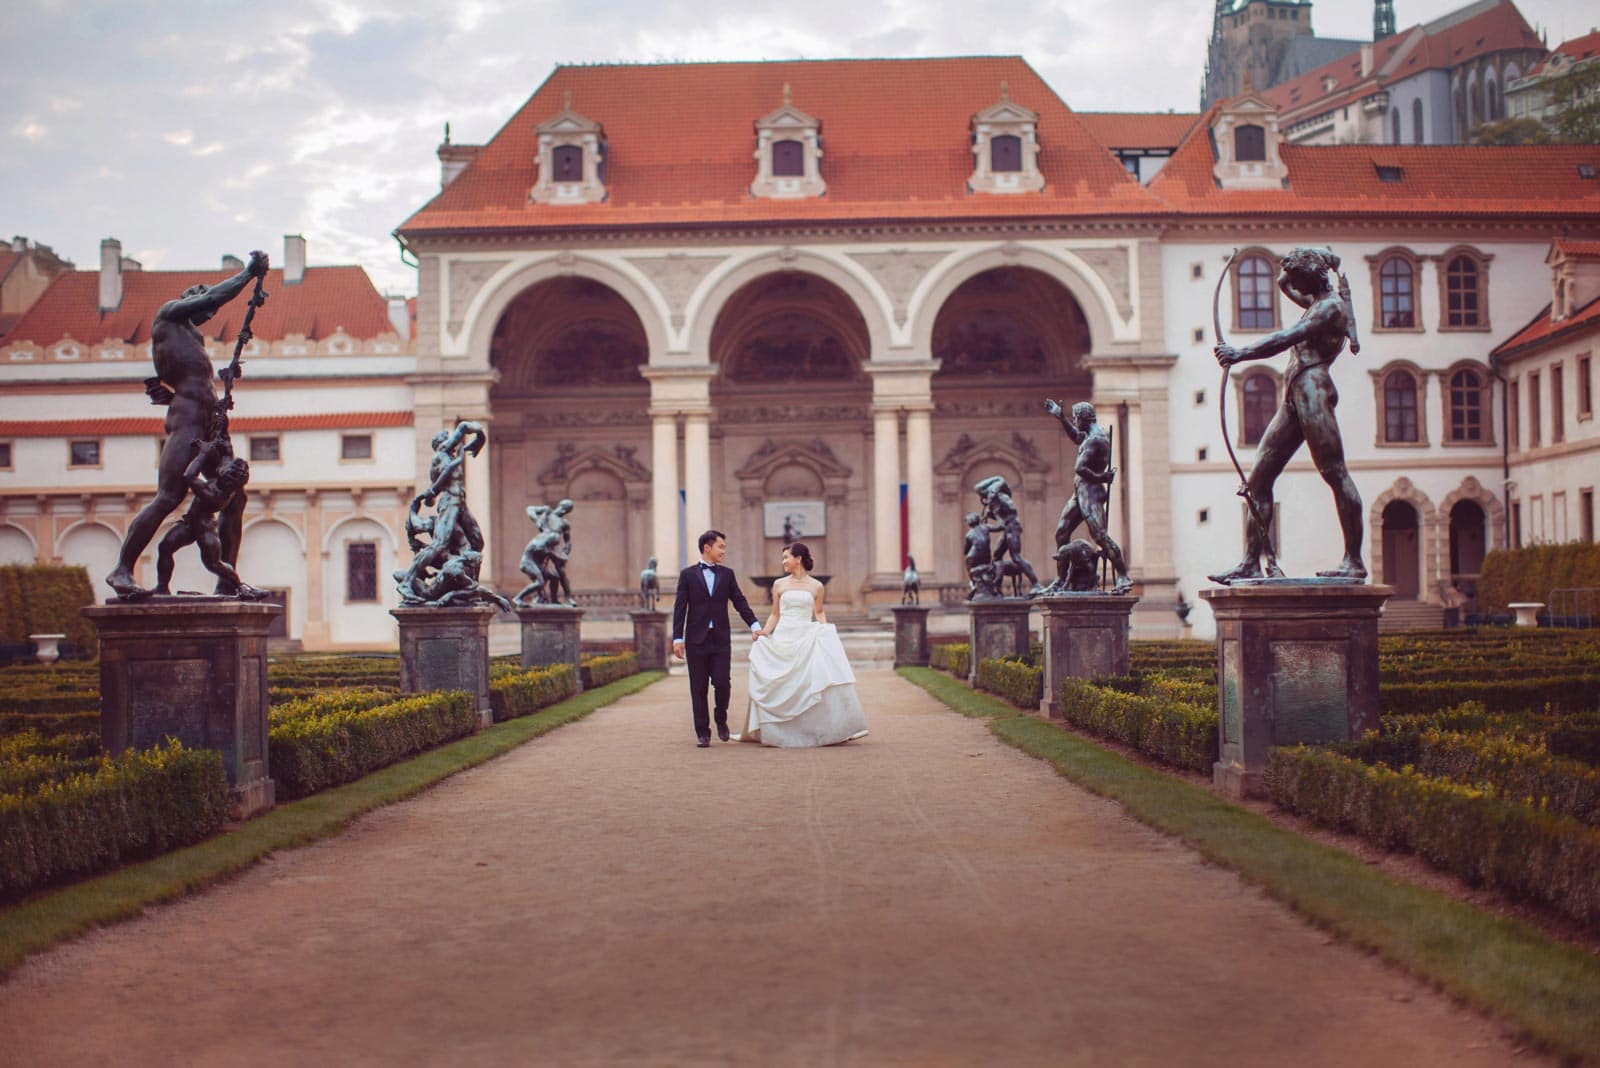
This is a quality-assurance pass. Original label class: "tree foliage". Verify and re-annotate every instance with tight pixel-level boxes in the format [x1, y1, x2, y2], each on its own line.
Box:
[1469, 117, 1552, 145]
[1546, 61, 1600, 144]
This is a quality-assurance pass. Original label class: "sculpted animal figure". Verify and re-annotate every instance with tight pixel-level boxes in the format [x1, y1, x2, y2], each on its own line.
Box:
[640, 556, 660, 611]
[901, 556, 920, 605]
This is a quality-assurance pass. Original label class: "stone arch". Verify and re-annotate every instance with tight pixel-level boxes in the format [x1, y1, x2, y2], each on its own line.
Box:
[239, 518, 307, 639]
[0, 522, 38, 565]
[322, 513, 396, 555]
[465, 255, 669, 369]
[1369, 478, 1437, 602]
[243, 515, 307, 552]
[710, 271, 871, 384]
[55, 521, 122, 588]
[322, 516, 398, 648]
[910, 244, 1126, 357]
[489, 277, 649, 394]
[1437, 475, 1503, 607]
[686, 249, 893, 361]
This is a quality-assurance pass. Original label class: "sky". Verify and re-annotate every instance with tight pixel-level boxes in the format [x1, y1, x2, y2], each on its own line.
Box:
[3, 0, 1594, 297]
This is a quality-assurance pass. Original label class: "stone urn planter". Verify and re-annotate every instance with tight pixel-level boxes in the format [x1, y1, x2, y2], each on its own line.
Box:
[29, 633, 66, 665]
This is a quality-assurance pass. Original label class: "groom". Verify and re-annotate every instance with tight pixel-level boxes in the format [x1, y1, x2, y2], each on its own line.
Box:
[672, 529, 762, 748]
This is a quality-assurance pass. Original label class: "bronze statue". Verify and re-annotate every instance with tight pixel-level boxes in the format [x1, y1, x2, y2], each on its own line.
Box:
[901, 555, 920, 605]
[106, 251, 268, 599]
[1043, 400, 1131, 594]
[639, 556, 660, 611]
[515, 499, 576, 607]
[974, 476, 1041, 597]
[152, 438, 262, 598]
[1052, 539, 1104, 593]
[963, 512, 1001, 601]
[1210, 246, 1366, 584]
[395, 421, 506, 608]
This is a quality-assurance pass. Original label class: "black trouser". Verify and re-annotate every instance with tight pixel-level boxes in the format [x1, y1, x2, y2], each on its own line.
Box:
[685, 640, 732, 739]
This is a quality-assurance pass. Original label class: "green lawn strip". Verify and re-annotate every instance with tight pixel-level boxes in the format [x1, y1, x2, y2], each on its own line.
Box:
[898, 667, 1600, 1065]
[0, 670, 665, 980]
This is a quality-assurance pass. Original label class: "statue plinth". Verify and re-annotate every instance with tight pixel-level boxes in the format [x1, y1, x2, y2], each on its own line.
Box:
[628, 609, 669, 671]
[890, 604, 932, 668]
[391, 605, 496, 729]
[84, 598, 282, 819]
[964, 599, 1034, 687]
[1038, 594, 1138, 718]
[1200, 583, 1392, 799]
[517, 604, 585, 688]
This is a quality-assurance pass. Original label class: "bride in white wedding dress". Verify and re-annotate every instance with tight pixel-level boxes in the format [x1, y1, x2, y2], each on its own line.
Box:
[739, 542, 869, 747]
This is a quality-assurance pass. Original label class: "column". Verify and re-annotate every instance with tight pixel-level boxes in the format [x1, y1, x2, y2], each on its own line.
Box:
[302, 490, 329, 649]
[683, 412, 712, 545]
[651, 413, 680, 573]
[904, 406, 935, 575]
[872, 407, 902, 576]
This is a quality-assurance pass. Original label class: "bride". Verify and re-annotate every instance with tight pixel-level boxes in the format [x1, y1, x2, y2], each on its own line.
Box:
[739, 542, 869, 747]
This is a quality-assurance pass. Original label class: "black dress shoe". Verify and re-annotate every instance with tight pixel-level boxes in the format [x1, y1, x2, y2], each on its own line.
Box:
[717, 725, 730, 742]
[696, 736, 711, 748]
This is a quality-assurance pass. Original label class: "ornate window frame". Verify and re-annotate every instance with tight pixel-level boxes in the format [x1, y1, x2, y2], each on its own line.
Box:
[530, 93, 607, 206]
[1433, 246, 1492, 333]
[1209, 93, 1289, 190]
[1438, 359, 1495, 447]
[751, 85, 825, 200]
[1369, 359, 1429, 447]
[1367, 248, 1425, 333]
[1231, 248, 1280, 333]
[1233, 366, 1283, 447]
[968, 84, 1044, 195]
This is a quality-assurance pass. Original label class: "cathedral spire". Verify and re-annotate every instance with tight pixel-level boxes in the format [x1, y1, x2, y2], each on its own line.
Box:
[1374, 0, 1396, 40]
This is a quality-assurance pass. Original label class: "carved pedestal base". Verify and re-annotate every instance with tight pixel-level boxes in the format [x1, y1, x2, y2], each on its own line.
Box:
[1039, 594, 1137, 718]
[1199, 584, 1392, 799]
[629, 609, 669, 672]
[392, 605, 495, 729]
[85, 599, 283, 819]
[891, 605, 931, 667]
[965, 600, 1033, 687]
[518, 605, 585, 690]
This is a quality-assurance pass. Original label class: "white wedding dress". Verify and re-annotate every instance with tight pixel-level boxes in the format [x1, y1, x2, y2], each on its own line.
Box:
[741, 587, 869, 747]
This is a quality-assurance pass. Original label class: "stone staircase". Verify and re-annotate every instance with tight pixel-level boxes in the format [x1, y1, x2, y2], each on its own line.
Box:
[1378, 599, 1446, 632]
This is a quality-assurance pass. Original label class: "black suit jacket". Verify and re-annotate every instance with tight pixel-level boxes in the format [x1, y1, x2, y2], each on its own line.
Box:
[672, 564, 759, 648]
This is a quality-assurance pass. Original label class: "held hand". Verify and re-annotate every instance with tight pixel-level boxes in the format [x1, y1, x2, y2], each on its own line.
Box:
[1044, 398, 1062, 418]
[672, 639, 685, 660]
[1214, 344, 1241, 368]
[247, 250, 270, 278]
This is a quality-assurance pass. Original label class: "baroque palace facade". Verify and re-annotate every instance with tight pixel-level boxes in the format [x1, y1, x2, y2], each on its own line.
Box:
[3, 56, 1599, 645]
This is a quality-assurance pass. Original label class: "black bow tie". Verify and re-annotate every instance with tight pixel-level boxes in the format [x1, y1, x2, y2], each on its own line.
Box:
[700, 564, 715, 571]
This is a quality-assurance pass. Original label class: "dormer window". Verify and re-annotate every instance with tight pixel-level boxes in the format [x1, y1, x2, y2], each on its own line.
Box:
[1210, 91, 1289, 190]
[1234, 125, 1266, 162]
[531, 91, 607, 205]
[969, 83, 1043, 195]
[751, 85, 825, 200]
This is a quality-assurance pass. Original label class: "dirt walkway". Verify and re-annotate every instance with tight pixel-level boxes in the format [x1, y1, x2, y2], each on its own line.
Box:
[0, 671, 1540, 1067]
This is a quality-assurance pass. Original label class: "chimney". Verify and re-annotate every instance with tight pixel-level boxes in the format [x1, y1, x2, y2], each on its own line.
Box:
[99, 238, 122, 312]
[284, 234, 306, 285]
[1360, 42, 1374, 77]
[386, 296, 410, 339]
[120, 256, 142, 272]
[438, 142, 481, 189]
[11, 236, 25, 253]
[221, 253, 244, 270]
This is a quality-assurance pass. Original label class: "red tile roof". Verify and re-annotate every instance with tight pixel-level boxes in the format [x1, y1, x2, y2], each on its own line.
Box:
[2, 266, 395, 347]
[1491, 293, 1600, 359]
[1530, 29, 1600, 75]
[1553, 238, 1600, 258]
[0, 411, 415, 438]
[1075, 112, 1200, 151]
[1147, 131, 1600, 216]
[399, 57, 1165, 235]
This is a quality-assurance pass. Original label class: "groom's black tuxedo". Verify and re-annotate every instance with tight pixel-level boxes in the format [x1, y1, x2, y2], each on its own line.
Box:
[673, 563, 760, 740]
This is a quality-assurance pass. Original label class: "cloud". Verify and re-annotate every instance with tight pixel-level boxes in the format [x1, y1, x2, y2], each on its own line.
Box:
[13, 118, 47, 142]
[163, 129, 194, 147]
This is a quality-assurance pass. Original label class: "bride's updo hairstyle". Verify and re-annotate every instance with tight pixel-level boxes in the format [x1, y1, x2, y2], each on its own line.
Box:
[786, 542, 814, 572]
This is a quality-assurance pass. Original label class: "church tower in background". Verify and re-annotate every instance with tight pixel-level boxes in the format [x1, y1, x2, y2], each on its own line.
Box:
[1374, 0, 1397, 38]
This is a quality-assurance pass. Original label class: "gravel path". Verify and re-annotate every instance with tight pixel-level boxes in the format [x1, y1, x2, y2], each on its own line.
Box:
[0, 670, 1540, 1066]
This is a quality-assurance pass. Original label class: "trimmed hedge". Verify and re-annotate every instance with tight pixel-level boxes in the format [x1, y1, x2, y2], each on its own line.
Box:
[0, 564, 98, 658]
[489, 664, 579, 722]
[268, 691, 477, 800]
[0, 740, 229, 900]
[1477, 543, 1600, 616]
[268, 688, 400, 722]
[1056, 678, 1218, 774]
[1264, 745, 1600, 930]
[976, 657, 1043, 709]
[0, 712, 99, 738]
[580, 652, 639, 690]
[1382, 675, 1600, 718]
[931, 642, 971, 678]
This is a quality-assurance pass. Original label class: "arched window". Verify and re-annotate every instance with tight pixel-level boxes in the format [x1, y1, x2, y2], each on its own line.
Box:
[1448, 367, 1487, 442]
[552, 144, 583, 182]
[1379, 255, 1416, 329]
[1486, 78, 1501, 121]
[1445, 255, 1481, 328]
[1235, 124, 1266, 162]
[1384, 370, 1420, 443]
[1411, 99, 1424, 144]
[772, 139, 804, 177]
[1235, 252, 1276, 330]
[991, 134, 1022, 173]
[1242, 372, 1277, 445]
[1390, 108, 1401, 143]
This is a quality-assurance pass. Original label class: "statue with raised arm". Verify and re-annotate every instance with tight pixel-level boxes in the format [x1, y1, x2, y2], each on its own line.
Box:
[974, 476, 1041, 597]
[1042, 399, 1132, 594]
[514, 499, 576, 607]
[1210, 246, 1366, 585]
[394, 421, 507, 608]
[106, 250, 269, 600]
[152, 438, 263, 598]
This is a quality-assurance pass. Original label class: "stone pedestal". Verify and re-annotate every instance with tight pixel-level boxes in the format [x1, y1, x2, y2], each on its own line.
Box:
[518, 604, 585, 690]
[392, 605, 495, 729]
[629, 609, 669, 671]
[84, 599, 283, 819]
[1200, 583, 1392, 799]
[965, 599, 1033, 687]
[891, 605, 932, 667]
[1038, 594, 1138, 718]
